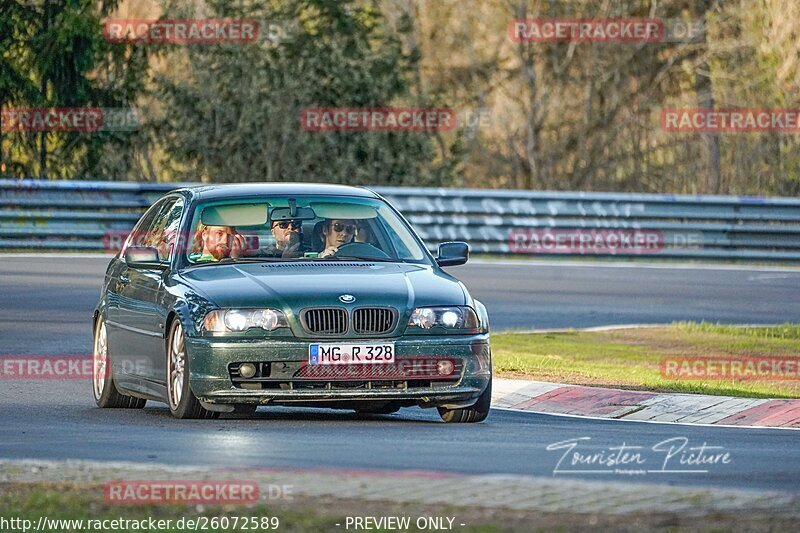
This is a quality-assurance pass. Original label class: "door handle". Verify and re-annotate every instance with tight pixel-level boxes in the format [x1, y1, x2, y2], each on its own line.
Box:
[119, 274, 131, 285]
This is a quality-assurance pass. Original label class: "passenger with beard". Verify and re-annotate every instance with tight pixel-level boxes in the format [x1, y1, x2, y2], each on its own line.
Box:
[189, 223, 245, 262]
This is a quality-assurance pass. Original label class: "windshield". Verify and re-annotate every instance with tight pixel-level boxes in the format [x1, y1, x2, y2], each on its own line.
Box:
[185, 196, 429, 265]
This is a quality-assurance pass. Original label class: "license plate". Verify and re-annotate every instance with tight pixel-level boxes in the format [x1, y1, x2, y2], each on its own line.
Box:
[308, 343, 395, 365]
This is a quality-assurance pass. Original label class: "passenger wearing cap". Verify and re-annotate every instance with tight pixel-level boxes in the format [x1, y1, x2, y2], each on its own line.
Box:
[261, 217, 306, 258]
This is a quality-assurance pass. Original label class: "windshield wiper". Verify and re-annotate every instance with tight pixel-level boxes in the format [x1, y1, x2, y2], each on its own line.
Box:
[327, 255, 399, 263]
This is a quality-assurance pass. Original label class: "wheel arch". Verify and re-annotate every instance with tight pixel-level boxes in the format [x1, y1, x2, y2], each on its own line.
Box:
[164, 310, 179, 338]
[164, 301, 201, 339]
[164, 285, 213, 337]
[92, 299, 108, 330]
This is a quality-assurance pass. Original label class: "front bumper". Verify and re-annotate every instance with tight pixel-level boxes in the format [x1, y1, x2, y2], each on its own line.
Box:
[185, 334, 491, 409]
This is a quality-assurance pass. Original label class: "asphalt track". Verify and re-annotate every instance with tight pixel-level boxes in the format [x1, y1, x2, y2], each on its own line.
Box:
[3, 255, 800, 355]
[1, 255, 799, 493]
[2, 380, 800, 492]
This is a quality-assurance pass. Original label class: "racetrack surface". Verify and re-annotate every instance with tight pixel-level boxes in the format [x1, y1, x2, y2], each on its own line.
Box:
[2, 380, 800, 492]
[3, 256, 800, 355]
[2, 255, 799, 494]
[464, 259, 800, 330]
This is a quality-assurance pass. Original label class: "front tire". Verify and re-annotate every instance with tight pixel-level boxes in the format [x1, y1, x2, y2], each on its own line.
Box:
[437, 379, 491, 423]
[92, 316, 146, 409]
[166, 320, 218, 419]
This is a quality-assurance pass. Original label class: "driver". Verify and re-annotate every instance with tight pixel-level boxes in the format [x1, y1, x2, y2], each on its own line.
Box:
[190, 223, 245, 262]
[319, 219, 356, 258]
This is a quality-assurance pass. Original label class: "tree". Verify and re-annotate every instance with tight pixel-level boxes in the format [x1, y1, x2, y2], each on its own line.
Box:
[691, 0, 721, 194]
[150, 0, 461, 185]
[0, 0, 148, 179]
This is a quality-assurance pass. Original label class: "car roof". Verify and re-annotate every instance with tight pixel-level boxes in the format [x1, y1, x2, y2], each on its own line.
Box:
[172, 183, 380, 201]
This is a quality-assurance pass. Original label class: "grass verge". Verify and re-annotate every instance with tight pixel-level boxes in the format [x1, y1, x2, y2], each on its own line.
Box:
[492, 322, 800, 398]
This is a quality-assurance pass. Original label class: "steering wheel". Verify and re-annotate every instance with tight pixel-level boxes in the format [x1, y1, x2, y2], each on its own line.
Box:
[332, 242, 391, 260]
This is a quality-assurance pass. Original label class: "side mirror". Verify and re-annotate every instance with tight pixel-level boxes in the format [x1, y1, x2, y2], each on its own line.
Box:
[436, 241, 469, 267]
[124, 246, 167, 269]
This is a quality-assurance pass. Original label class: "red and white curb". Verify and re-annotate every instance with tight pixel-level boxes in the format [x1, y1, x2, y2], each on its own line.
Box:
[493, 378, 800, 429]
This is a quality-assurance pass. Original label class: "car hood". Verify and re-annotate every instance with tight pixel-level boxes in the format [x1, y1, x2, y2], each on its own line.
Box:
[177, 261, 468, 313]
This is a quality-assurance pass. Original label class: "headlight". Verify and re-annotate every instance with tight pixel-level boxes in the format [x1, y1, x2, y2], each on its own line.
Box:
[407, 306, 480, 331]
[203, 309, 288, 333]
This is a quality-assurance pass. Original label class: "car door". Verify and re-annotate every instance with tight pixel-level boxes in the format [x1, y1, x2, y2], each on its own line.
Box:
[106, 198, 167, 387]
[114, 197, 184, 391]
[147, 197, 186, 387]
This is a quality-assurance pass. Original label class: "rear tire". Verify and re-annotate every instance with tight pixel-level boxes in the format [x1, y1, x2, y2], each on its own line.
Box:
[166, 320, 219, 420]
[93, 316, 146, 409]
[437, 379, 491, 423]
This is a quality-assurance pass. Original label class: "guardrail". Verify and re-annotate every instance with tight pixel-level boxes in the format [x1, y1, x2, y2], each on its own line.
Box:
[2, 179, 800, 262]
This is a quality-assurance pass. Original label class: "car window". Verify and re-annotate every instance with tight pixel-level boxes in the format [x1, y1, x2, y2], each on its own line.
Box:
[185, 196, 429, 264]
[122, 197, 184, 261]
[376, 204, 425, 260]
[121, 199, 167, 255]
[152, 198, 185, 261]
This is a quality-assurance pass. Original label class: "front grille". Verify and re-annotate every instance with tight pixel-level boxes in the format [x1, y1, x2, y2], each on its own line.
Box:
[294, 359, 461, 380]
[228, 359, 463, 390]
[353, 307, 396, 334]
[302, 308, 347, 335]
[255, 380, 455, 390]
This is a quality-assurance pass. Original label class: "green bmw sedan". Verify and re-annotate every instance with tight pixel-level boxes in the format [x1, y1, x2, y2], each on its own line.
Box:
[92, 184, 492, 422]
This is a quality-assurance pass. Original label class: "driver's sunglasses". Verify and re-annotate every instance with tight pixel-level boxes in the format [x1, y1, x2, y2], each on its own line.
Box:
[273, 221, 301, 230]
[333, 222, 356, 234]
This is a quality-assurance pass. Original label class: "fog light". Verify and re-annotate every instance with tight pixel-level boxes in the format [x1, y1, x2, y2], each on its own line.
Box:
[437, 359, 454, 376]
[239, 363, 257, 379]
